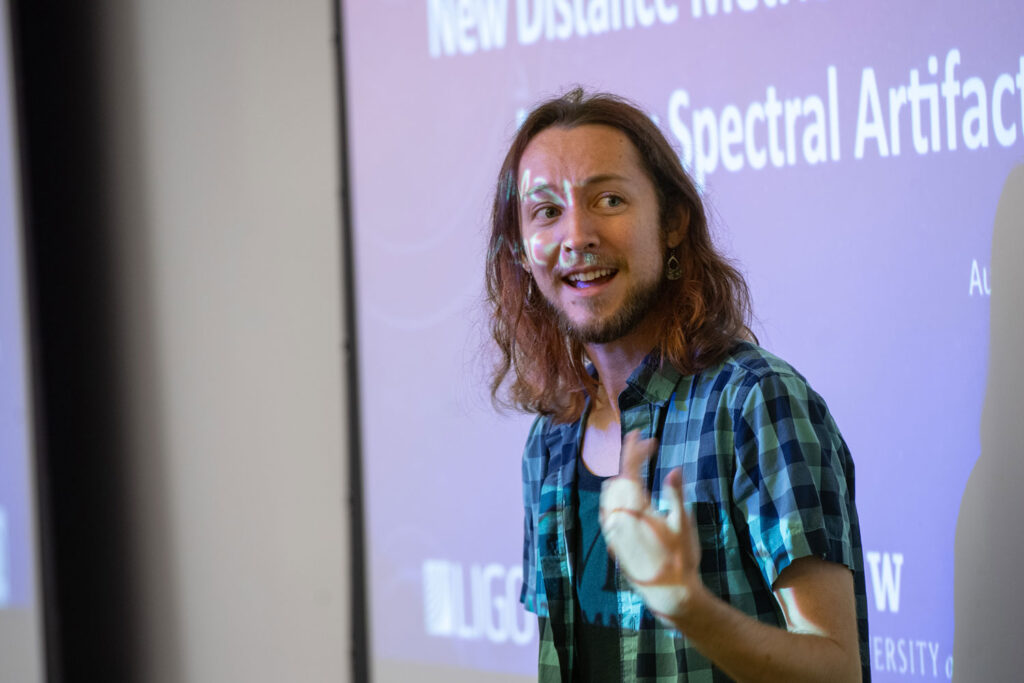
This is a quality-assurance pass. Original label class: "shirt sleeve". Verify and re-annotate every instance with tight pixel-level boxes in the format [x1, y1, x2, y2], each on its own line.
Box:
[520, 414, 548, 614]
[520, 507, 537, 612]
[731, 370, 858, 588]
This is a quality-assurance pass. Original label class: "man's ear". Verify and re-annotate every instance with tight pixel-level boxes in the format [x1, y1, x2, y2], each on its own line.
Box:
[666, 206, 689, 249]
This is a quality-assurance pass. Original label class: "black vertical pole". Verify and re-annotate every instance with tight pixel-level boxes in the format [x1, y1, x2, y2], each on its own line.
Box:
[331, 2, 371, 681]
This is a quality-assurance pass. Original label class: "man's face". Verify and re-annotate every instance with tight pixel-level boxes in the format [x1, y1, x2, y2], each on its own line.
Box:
[518, 124, 682, 344]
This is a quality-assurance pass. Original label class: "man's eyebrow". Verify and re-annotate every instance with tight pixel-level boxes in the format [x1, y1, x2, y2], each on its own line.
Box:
[579, 173, 630, 186]
[522, 183, 556, 199]
[522, 174, 631, 199]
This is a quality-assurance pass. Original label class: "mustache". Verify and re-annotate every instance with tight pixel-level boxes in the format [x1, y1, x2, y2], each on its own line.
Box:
[555, 251, 616, 272]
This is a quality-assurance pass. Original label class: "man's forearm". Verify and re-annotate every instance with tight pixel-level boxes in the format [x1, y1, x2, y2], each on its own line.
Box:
[669, 583, 862, 683]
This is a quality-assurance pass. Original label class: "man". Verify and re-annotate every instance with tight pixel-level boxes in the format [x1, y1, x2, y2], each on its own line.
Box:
[485, 89, 869, 682]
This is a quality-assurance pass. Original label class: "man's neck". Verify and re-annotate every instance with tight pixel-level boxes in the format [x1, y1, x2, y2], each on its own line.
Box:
[584, 322, 658, 422]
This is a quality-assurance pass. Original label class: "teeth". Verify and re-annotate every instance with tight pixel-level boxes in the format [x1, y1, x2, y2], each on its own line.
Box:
[568, 269, 613, 283]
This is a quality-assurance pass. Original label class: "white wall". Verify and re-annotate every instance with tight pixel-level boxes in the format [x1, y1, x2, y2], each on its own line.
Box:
[953, 166, 1024, 681]
[95, 1, 350, 681]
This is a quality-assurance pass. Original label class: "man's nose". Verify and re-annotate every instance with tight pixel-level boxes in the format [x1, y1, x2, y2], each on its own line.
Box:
[560, 206, 598, 253]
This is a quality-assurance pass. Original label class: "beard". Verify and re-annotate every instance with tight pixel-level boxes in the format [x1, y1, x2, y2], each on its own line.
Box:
[549, 271, 666, 345]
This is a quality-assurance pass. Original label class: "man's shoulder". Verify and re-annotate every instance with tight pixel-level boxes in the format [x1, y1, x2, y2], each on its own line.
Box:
[703, 342, 841, 435]
[522, 413, 549, 452]
[709, 340, 809, 387]
[525, 412, 557, 439]
[522, 411, 577, 455]
[521, 411, 581, 495]
[686, 341, 817, 410]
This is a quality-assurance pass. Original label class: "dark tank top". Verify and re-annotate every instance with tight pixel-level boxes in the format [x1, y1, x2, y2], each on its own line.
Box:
[574, 455, 622, 682]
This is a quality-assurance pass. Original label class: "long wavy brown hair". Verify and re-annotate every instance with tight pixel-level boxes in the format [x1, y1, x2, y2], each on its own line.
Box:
[486, 88, 754, 423]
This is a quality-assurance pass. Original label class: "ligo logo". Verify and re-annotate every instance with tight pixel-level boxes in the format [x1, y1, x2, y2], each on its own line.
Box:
[422, 559, 534, 645]
[0, 506, 9, 606]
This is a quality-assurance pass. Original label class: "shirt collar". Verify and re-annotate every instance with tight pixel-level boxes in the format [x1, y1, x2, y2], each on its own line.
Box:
[621, 349, 682, 408]
[584, 349, 682, 412]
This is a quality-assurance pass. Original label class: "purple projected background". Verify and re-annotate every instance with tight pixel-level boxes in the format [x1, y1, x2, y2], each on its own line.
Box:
[342, 1, 1021, 679]
[0, 0, 34, 611]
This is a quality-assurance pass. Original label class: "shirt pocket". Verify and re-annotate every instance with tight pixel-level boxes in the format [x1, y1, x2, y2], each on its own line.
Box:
[692, 500, 737, 600]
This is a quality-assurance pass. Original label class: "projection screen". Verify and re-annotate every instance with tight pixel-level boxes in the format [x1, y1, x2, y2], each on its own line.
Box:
[340, 1, 1022, 680]
[0, 1, 46, 681]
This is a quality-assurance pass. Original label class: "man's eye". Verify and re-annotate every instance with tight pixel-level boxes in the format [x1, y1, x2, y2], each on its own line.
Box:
[536, 206, 561, 220]
[599, 195, 624, 208]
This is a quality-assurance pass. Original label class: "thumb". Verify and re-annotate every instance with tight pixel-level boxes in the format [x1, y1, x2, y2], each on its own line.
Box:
[663, 468, 685, 533]
[620, 430, 657, 481]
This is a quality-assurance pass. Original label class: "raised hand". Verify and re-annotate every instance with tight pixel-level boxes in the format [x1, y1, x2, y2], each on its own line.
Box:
[599, 430, 703, 625]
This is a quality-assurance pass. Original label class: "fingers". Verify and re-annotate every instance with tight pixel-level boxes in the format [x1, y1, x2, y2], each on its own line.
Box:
[664, 467, 701, 562]
[663, 469, 684, 533]
[600, 477, 648, 515]
[619, 430, 658, 481]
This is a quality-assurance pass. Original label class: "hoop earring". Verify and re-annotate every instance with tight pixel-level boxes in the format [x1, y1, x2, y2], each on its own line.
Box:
[666, 249, 683, 281]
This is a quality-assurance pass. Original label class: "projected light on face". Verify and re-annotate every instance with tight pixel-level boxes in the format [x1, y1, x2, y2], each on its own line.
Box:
[517, 125, 676, 346]
[523, 233, 601, 271]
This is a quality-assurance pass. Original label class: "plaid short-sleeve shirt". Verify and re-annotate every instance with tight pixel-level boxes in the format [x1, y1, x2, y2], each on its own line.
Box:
[520, 342, 870, 682]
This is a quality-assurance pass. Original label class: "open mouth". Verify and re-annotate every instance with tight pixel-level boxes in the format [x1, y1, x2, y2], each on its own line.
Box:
[564, 268, 617, 288]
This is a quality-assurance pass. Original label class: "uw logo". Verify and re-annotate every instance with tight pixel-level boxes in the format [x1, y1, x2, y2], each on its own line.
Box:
[865, 551, 904, 613]
[422, 559, 534, 644]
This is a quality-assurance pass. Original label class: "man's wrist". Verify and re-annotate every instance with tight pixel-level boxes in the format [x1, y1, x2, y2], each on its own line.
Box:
[665, 580, 715, 634]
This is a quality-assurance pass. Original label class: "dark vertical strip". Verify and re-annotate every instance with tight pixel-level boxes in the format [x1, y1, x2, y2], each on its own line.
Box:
[5, 2, 62, 681]
[10, 2, 134, 681]
[332, 1, 371, 681]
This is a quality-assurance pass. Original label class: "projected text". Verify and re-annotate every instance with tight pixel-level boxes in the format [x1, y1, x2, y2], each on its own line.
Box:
[427, 0, 817, 56]
[423, 560, 535, 645]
